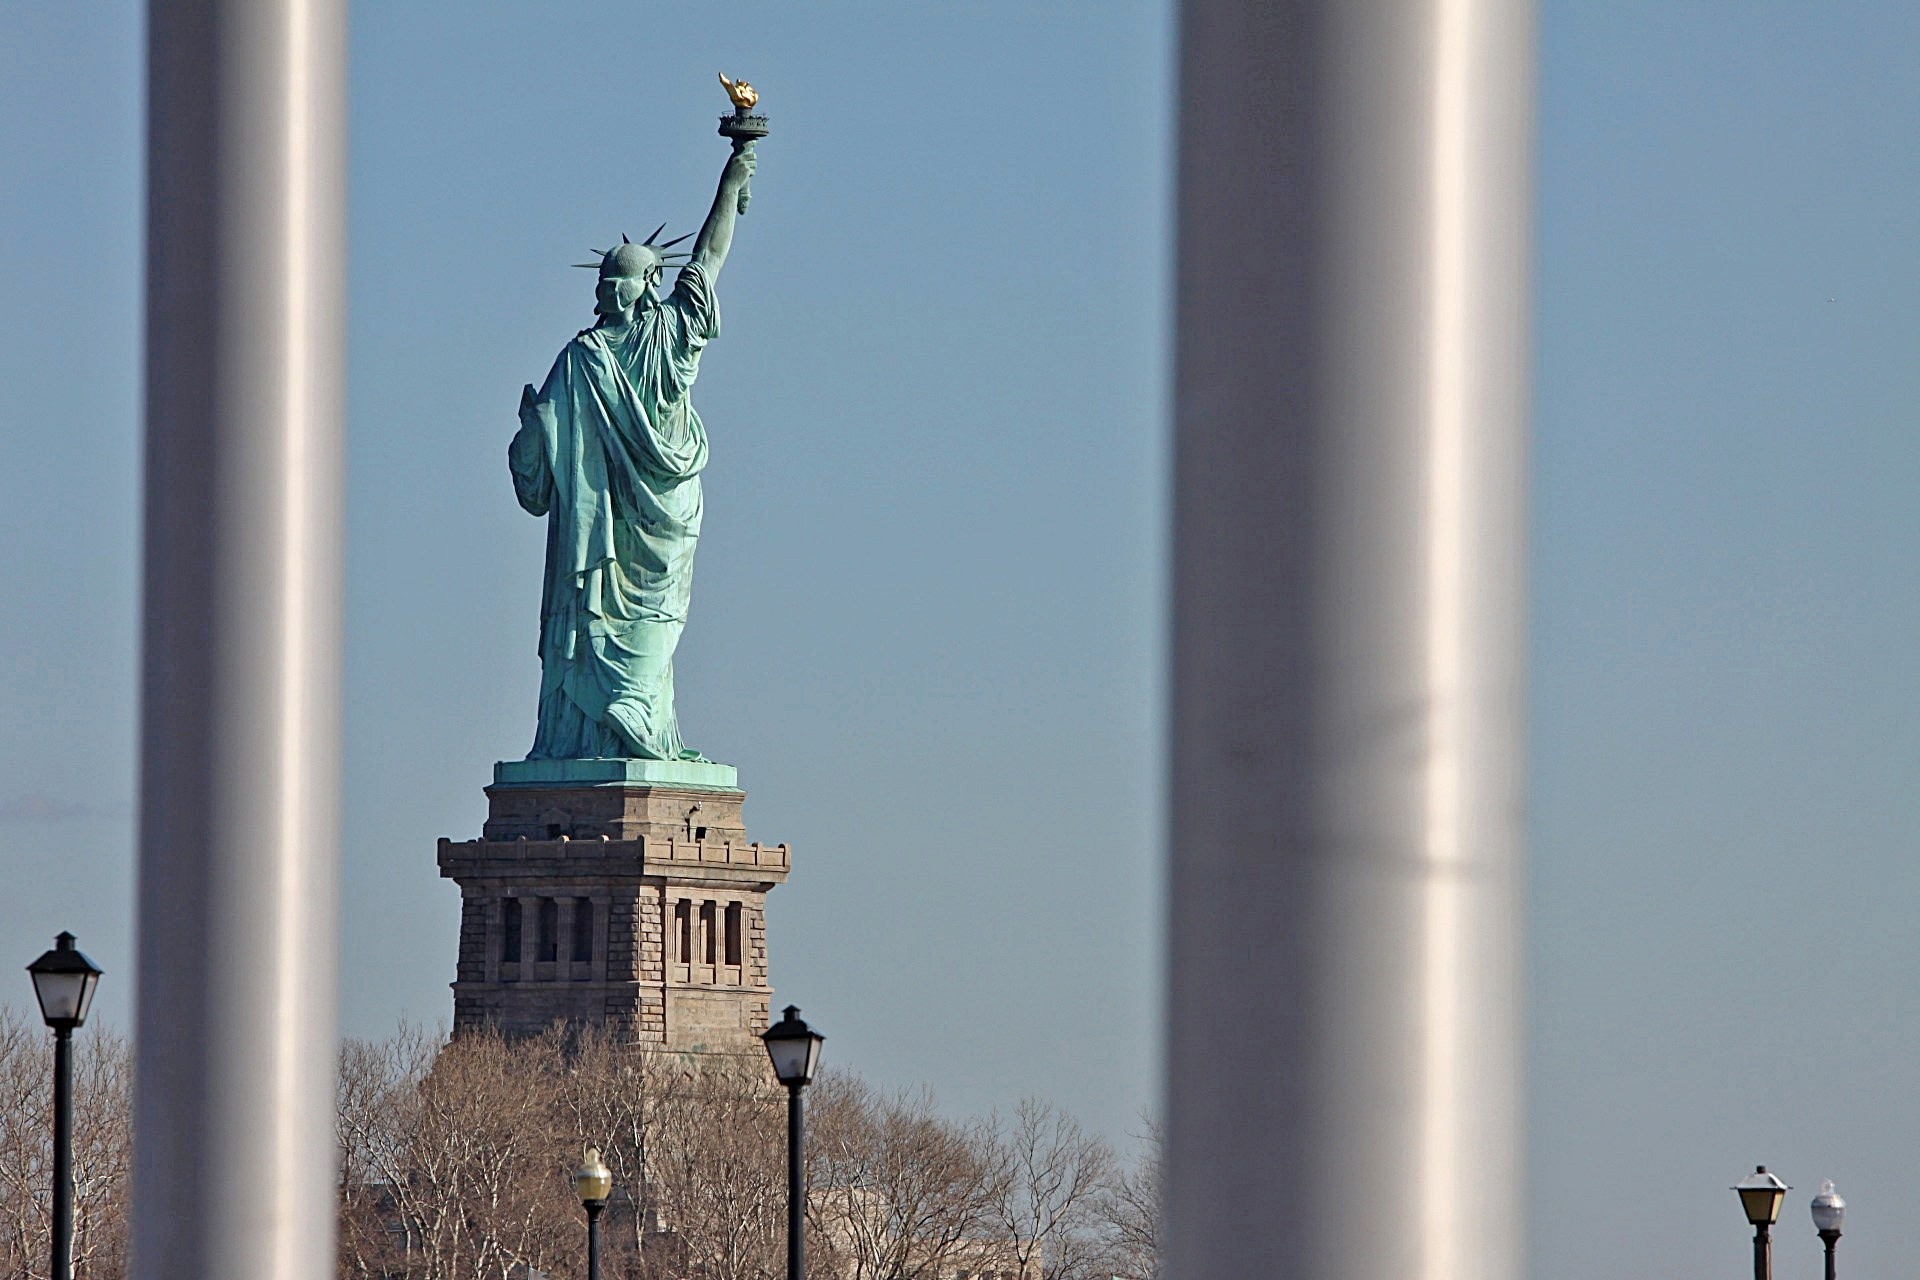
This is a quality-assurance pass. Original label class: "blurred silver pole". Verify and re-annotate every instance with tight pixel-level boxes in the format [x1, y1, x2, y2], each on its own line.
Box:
[136, 3, 344, 1278]
[1167, 3, 1532, 1279]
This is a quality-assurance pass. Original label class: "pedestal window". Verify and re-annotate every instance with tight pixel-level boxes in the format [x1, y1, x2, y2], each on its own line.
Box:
[536, 896, 559, 962]
[500, 898, 522, 968]
[572, 897, 594, 963]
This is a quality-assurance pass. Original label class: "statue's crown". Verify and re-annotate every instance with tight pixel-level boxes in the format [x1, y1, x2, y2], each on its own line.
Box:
[574, 227, 694, 277]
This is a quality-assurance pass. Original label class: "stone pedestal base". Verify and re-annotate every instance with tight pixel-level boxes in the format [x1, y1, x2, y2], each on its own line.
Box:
[438, 764, 789, 1053]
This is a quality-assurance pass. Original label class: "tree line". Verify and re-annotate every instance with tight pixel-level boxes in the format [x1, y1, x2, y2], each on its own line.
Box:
[0, 1009, 1160, 1280]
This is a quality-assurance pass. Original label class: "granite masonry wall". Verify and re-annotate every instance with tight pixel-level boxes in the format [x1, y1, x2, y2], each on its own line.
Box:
[438, 781, 789, 1053]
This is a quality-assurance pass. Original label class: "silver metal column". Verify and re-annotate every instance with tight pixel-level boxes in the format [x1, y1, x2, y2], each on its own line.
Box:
[136, 3, 345, 1278]
[1167, 3, 1533, 1278]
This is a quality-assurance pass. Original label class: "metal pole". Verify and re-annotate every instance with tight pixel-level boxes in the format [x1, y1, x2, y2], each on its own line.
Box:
[787, 1082, 805, 1280]
[1820, 1228, 1838, 1280]
[1753, 1223, 1771, 1280]
[1167, 3, 1534, 1280]
[134, 4, 345, 1280]
[50, 1027, 72, 1280]
[585, 1202, 602, 1280]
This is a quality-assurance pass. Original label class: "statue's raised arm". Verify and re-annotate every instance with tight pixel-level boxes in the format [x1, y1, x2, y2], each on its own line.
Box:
[699, 74, 769, 281]
[691, 143, 756, 280]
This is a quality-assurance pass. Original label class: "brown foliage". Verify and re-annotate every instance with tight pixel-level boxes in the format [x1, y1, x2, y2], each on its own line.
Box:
[632, 1056, 783, 1280]
[335, 1024, 789, 1280]
[804, 1076, 1000, 1280]
[0, 1008, 132, 1280]
[336, 1024, 581, 1279]
[0, 1009, 1161, 1280]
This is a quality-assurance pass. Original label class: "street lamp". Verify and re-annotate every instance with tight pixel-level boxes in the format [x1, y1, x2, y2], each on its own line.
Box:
[574, 1145, 612, 1280]
[1733, 1165, 1789, 1280]
[762, 1005, 824, 1280]
[1810, 1179, 1844, 1280]
[25, 932, 103, 1280]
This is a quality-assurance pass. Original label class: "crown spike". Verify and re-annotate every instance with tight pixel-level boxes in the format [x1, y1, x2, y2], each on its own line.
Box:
[658, 231, 695, 250]
[621, 232, 631, 244]
[643, 222, 667, 246]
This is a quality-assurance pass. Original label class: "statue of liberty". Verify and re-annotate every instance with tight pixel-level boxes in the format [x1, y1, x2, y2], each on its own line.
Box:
[508, 93, 760, 761]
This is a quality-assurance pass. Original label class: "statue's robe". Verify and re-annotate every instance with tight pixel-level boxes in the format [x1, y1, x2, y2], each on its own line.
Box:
[509, 263, 719, 760]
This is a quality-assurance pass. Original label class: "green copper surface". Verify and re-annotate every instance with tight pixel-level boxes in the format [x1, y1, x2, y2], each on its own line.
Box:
[509, 109, 761, 764]
[493, 757, 740, 790]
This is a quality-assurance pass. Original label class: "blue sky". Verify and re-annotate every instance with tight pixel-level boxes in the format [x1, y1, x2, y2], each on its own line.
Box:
[4, 4, 1920, 1278]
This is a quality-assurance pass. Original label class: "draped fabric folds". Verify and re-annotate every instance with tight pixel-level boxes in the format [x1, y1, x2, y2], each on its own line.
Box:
[508, 264, 720, 760]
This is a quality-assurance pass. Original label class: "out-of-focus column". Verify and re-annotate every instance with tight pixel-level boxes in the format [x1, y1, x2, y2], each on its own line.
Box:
[1167, 3, 1533, 1278]
[136, 3, 345, 1278]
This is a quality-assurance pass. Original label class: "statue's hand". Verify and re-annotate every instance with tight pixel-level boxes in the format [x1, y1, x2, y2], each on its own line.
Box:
[723, 146, 757, 191]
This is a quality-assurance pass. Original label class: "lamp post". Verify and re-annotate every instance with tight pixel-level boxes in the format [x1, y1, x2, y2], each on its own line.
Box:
[574, 1145, 612, 1280]
[1734, 1166, 1790, 1280]
[1810, 1179, 1844, 1280]
[25, 932, 103, 1280]
[762, 1006, 824, 1280]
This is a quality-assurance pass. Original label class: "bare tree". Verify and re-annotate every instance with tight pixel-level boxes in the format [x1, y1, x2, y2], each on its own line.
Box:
[335, 1024, 576, 1280]
[550, 1028, 661, 1271]
[983, 1099, 1115, 1280]
[0, 1009, 1162, 1280]
[806, 1075, 1002, 1280]
[0, 1007, 131, 1280]
[336, 1024, 793, 1280]
[1091, 1115, 1161, 1280]
[0, 1008, 48, 1277]
[637, 1055, 783, 1280]
[323, 1022, 1157, 1280]
[64, 1029, 130, 1279]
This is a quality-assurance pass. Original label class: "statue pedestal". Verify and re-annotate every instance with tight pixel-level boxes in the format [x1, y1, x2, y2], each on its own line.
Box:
[438, 761, 789, 1052]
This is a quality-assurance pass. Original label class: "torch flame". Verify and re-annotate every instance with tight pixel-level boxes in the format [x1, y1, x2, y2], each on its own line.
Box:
[718, 73, 758, 111]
